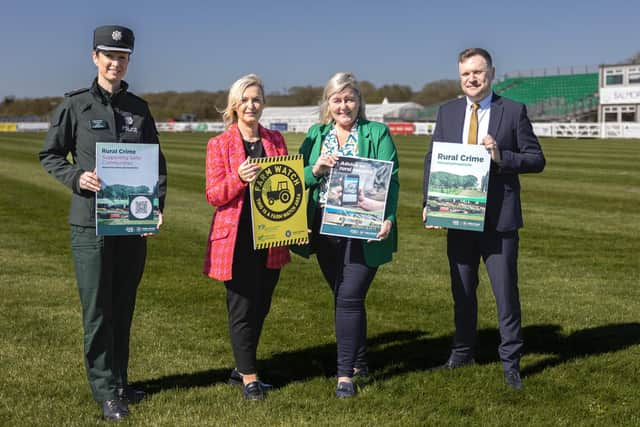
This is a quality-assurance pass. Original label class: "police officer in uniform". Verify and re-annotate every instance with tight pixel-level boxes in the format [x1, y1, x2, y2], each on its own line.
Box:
[39, 25, 167, 421]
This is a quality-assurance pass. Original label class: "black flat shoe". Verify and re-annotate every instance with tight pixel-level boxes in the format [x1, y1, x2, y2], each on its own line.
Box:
[117, 385, 146, 404]
[229, 369, 273, 390]
[335, 381, 356, 398]
[101, 399, 129, 421]
[243, 381, 265, 401]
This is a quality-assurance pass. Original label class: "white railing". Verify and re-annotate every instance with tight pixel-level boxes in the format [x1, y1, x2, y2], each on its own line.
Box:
[532, 122, 601, 138]
[7, 121, 640, 139]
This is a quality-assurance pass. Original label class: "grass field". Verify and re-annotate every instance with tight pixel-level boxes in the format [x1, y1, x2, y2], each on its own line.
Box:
[1, 132, 639, 426]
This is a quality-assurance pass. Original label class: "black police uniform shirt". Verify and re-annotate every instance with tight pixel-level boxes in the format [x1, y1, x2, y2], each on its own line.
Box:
[40, 78, 168, 227]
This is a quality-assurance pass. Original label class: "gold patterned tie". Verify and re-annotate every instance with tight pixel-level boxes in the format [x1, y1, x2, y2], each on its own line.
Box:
[468, 103, 479, 145]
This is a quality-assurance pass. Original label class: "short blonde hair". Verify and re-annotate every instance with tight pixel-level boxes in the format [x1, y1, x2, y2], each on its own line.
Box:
[319, 72, 367, 124]
[221, 74, 265, 128]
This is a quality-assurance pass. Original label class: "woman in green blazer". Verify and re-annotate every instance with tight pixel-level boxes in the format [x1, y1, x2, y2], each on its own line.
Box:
[293, 72, 399, 398]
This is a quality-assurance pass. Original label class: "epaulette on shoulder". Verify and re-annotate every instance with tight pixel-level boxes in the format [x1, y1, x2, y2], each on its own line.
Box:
[64, 88, 90, 97]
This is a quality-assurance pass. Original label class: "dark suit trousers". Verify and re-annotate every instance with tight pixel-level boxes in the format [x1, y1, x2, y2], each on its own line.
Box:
[447, 229, 522, 371]
[315, 234, 377, 378]
[70, 226, 147, 402]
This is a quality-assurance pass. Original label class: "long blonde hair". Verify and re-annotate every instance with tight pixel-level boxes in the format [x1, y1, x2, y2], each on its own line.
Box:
[221, 74, 265, 128]
[319, 72, 367, 124]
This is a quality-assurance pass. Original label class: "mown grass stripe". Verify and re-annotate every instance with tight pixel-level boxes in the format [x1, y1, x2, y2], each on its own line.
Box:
[1, 133, 639, 425]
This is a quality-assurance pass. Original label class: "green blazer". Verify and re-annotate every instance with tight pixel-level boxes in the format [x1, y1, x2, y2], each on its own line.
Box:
[292, 119, 399, 267]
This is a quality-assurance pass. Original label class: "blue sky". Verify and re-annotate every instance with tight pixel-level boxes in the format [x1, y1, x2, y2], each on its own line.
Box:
[2, 0, 638, 99]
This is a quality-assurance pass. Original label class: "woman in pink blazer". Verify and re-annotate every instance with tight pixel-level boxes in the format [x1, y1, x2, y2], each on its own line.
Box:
[203, 74, 290, 401]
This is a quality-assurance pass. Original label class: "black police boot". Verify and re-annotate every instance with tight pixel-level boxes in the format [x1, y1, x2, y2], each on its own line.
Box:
[101, 399, 129, 421]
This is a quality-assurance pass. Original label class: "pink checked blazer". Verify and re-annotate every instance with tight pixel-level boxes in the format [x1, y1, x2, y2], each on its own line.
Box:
[203, 123, 291, 281]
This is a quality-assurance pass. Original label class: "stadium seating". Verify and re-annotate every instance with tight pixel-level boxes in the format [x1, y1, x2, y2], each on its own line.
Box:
[492, 73, 598, 121]
[418, 73, 599, 122]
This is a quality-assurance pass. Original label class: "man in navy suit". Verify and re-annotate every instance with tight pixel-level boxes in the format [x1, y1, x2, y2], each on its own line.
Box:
[423, 48, 545, 389]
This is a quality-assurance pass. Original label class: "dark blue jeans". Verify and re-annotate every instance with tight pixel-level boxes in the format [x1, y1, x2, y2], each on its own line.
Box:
[315, 236, 377, 378]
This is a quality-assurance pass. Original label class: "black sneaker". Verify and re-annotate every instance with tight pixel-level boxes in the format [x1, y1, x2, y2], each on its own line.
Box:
[243, 381, 265, 401]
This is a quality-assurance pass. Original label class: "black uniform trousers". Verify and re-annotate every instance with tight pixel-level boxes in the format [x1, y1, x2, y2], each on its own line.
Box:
[70, 225, 146, 402]
[313, 212, 377, 378]
[447, 228, 522, 372]
[224, 192, 280, 375]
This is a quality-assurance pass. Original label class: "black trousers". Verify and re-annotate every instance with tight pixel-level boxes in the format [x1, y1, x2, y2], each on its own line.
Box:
[447, 229, 522, 371]
[315, 233, 377, 378]
[70, 225, 146, 402]
[224, 247, 280, 375]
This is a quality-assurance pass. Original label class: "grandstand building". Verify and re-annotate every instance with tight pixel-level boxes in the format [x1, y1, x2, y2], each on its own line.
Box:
[598, 63, 640, 123]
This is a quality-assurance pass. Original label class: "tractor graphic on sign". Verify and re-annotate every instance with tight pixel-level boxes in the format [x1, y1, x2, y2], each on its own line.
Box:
[266, 180, 291, 205]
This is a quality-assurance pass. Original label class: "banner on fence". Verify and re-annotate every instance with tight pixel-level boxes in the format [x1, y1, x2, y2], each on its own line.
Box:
[0, 123, 17, 132]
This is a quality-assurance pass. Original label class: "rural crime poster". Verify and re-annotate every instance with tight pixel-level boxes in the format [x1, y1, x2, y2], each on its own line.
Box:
[249, 155, 309, 249]
[95, 142, 160, 236]
[425, 142, 491, 231]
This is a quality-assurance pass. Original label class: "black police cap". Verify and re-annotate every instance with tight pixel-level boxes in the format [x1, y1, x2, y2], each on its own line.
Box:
[93, 25, 134, 53]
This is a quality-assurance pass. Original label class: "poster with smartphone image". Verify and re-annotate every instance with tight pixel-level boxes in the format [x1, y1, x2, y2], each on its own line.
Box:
[320, 156, 393, 240]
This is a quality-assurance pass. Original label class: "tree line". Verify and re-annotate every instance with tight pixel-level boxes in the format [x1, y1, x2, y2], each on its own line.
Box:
[429, 171, 479, 193]
[0, 79, 461, 122]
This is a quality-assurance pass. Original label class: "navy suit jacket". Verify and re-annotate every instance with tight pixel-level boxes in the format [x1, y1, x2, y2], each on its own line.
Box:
[423, 93, 545, 232]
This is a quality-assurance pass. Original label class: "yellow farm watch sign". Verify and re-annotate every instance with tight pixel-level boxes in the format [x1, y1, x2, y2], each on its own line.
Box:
[249, 154, 309, 249]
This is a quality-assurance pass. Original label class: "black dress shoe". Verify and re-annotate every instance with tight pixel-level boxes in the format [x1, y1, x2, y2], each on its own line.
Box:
[117, 385, 146, 404]
[228, 369, 273, 390]
[335, 381, 357, 398]
[101, 399, 129, 421]
[504, 369, 523, 390]
[243, 381, 265, 401]
[436, 357, 476, 370]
